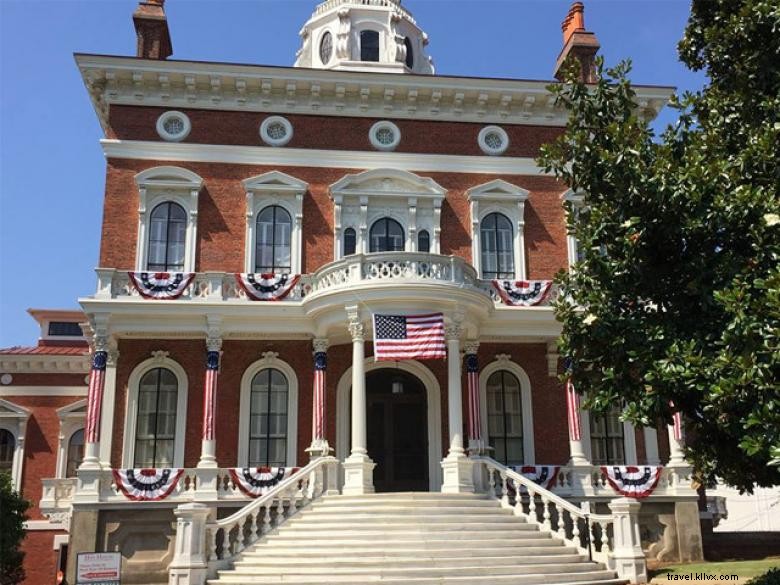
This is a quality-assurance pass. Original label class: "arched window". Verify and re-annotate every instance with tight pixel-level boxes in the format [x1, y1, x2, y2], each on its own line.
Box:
[590, 406, 625, 465]
[134, 368, 179, 468]
[256, 205, 292, 273]
[148, 202, 187, 271]
[360, 30, 380, 62]
[248, 369, 289, 467]
[343, 228, 357, 256]
[0, 429, 15, 474]
[404, 37, 414, 68]
[486, 370, 523, 466]
[65, 429, 85, 478]
[369, 218, 404, 253]
[417, 230, 430, 253]
[480, 212, 514, 279]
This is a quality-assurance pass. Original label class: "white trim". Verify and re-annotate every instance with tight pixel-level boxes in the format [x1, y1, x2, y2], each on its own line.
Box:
[0, 357, 89, 375]
[0, 399, 31, 491]
[122, 355, 188, 468]
[369, 121, 401, 152]
[156, 111, 191, 142]
[55, 399, 87, 479]
[0, 386, 86, 397]
[243, 171, 308, 274]
[24, 520, 66, 532]
[478, 356, 535, 464]
[336, 359, 442, 491]
[134, 166, 204, 273]
[478, 125, 510, 156]
[468, 180, 529, 280]
[53, 534, 69, 549]
[237, 353, 299, 467]
[260, 116, 294, 147]
[102, 140, 545, 176]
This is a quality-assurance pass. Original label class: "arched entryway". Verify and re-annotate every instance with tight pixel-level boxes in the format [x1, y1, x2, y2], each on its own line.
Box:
[366, 369, 428, 492]
[336, 359, 442, 491]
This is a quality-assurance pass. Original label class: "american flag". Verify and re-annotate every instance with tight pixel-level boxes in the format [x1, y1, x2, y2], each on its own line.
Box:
[85, 350, 107, 443]
[202, 351, 220, 440]
[373, 313, 446, 361]
[312, 351, 327, 441]
[672, 409, 683, 441]
[565, 378, 582, 441]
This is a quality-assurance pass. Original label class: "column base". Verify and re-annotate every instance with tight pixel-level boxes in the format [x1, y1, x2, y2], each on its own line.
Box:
[74, 467, 103, 503]
[306, 439, 334, 460]
[194, 467, 220, 500]
[440, 451, 474, 494]
[342, 452, 375, 495]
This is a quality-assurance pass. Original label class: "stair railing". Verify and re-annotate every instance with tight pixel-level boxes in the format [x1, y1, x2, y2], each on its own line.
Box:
[473, 456, 648, 584]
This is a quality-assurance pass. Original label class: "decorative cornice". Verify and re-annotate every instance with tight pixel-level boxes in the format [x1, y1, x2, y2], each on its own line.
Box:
[0, 355, 90, 375]
[76, 54, 672, 130]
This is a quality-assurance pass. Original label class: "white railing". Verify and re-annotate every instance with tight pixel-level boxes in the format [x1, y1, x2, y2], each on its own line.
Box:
[314, 0, 414, 22]
[40, 478, 77, 524]
[475, 457, 648, 583]
[554, 464, 695, 499]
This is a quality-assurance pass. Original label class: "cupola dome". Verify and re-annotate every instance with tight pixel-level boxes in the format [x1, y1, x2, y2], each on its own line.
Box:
[294, 0, 434, 74]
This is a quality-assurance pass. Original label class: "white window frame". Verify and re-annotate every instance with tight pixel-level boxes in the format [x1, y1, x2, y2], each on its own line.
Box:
[156, 111, 192, 142]
[259, 116, 294, 148]
[0, 399, 31, 491]
[479, 355, 535, 465]
[122, 353, 188, 468]
[467, 180, 529, 280]
[369, 121, 401, 152]
[55, 399, 86, 478]
[330, 168, 446, 259]
[243, 171, 308, 274]
[581, 406, 638, 465]
[478, 125, 510, 156]
[237, 352, 299, 468]
[134, 166, 203, 273]
[562, 189, 585, 268]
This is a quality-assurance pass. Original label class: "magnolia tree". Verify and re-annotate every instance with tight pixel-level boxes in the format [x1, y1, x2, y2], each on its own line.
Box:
[0, 472, 30, 585]
[539, 0, 779, 491]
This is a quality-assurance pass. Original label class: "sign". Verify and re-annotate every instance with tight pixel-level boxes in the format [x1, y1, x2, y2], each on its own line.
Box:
[76, 552, 121, 585]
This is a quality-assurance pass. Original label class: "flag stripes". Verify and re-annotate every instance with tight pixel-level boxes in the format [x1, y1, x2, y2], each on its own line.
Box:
[312, 351, 327, 441]
[202, 351, 220, 441]
[85, 351, 108, 443]
[466, 353, 481, 443]
[565, 378, 582, 442]
[373, 313, 446, 361]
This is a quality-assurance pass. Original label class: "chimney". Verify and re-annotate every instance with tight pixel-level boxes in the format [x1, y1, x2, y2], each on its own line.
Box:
[553, 2, 600, 83]
[133, 0, 173, 60]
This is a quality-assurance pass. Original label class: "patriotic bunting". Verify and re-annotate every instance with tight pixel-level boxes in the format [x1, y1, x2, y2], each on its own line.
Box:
[128, 272, 195, 300]
[511, 465, 561, 491]
[85, 351, 107, 443]
[492, 280, 553, 307]
[602, 465, 663, 499]
[112, 468, 184, 501]
[229, 467, 300, 498]
[235, 273, 300, 301]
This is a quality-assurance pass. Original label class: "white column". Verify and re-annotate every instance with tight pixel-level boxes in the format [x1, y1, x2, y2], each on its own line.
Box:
[98, 345, 119, 468]
[81, 329, 109, 471]
[306, 338, 332, 459]
[441, 323, 474, 493]
[342, 307, 375, 495]
[643, 427, 661, 465]
[197, 336, 222, 469]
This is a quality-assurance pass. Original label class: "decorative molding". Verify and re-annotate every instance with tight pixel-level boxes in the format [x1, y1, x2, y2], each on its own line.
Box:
[546, 340, 560, 377]
[0, 386, 87, 397]
[150, 350, 170, 362]
[346, 306, 364, 341]
[0, 356, 90, 374]
[312, 338, 330, 353]
[463, 341, 480, 355]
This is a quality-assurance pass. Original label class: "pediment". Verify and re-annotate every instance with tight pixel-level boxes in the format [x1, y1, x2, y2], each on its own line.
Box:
[135, 166, 204, 190]
[467, 179, 529, 202]
[57, 399, 87, 419]
[242, 171, 309, 194]
[0, 399, 31, 420]
[330, 169, 446, 200]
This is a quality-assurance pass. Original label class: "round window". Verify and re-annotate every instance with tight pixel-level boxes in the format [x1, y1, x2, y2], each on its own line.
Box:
[156, 111, 191, 142]
[320, 31, 333, 65]
[478, 125, 510, 156]
[369, 121, 401, 151]
[260, 116, 294, 147]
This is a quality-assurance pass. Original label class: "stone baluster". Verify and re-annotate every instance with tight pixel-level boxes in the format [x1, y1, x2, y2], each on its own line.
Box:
[608, 498, 647, 583]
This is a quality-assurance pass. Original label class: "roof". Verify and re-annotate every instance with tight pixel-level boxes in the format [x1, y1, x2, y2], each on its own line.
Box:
[0, 346, 88, 356]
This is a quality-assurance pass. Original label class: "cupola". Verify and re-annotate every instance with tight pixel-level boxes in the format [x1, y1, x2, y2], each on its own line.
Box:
[294, 0, 434, 74]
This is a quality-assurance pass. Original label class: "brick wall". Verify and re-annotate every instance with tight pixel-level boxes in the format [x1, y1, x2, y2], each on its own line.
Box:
[21, 530, 64, 585]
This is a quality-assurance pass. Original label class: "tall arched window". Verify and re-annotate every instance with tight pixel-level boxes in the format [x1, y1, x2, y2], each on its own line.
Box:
[134, 368, 178, 468]
[590, 406, 625, 465]
[0, 429, 15, 474]
[480, 212, 514, 279]
[249, 369, 289, 467]
[417, 230, 430, 253]
[360, 30, 380, 62]
[256, 206, 292, 273]
[343, 228, 357, 256]
[369, 218, 404, 253]
[148, 202, 187, 271]
[66, 429, 85, 478]
[486, 370, 523, 466]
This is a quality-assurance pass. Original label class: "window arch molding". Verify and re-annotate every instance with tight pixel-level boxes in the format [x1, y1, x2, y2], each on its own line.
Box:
[134, 166, 203, 273]
[478, 355, 535, 464]
[122, 353, 188, 468]
[0, 398, 31, 490]
[237, 352, 299, 468]
[467, 180, 529, 280]
[243, 171, 308, 274]
[55, 399, 86, 478]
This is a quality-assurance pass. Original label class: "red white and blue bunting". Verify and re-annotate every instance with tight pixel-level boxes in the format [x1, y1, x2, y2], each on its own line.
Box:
[492, 280, 553, 307]
[112, 468, 184, 501]
[602, 465, 663, 499]
[229, 467, 300, 498]
[510, 465, 561, 491]
[235, 273, 301, 301]
[128, 272, 195, 300]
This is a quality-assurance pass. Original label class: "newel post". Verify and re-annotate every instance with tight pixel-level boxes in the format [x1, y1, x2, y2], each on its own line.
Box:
[608, 498, 648, 584]
[168, 503, 211, 585]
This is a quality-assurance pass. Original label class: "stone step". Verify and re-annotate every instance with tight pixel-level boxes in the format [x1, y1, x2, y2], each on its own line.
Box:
[270, 529, 549, 541]
[316, 497, 499, 508]
[308, 504, 510, 514]
[293, 513, 523, 524]
[321, 493, 492, 503]
[262, 536, 566, 548]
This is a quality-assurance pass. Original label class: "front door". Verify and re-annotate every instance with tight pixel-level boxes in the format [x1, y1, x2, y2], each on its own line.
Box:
[366, 369, 428, 492]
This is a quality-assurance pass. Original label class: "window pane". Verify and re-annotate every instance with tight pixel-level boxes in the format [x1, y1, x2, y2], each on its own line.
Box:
[256, 206, 292, 273]
[486, 370, 524, 466]
[417, 230, 430, 253]
[480, 213, 514, 279]
[247, 369, 288, 467]
[370, 218, 405, 253]
[0, 429, 15, 472]
[344, 228, 357, 256]
[66, 429, 85, 477]
[148, 203, 187, 271]
[134, 368, 178, 468]
[360, 30, 380, 62]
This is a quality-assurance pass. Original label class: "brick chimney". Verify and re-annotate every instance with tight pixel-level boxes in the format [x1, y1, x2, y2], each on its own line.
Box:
[133, 0, 172, 60]
[553, 2, 600, 83]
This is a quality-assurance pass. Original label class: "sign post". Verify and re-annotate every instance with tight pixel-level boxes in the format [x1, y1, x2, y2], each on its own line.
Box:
[76, 552, 121, 585]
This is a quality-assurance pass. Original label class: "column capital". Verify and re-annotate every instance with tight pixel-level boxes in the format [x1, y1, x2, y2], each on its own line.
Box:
[106, 347, 120, 367]
[206, 336, 223, 352]
[346, 306, 364, 341]
[445, 324, 462, 341]
[313, 338, 329, 353]
[463, 340, 480, 355]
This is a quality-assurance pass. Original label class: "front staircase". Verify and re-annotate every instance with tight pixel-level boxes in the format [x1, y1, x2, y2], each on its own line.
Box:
[208, 492, 624, 585]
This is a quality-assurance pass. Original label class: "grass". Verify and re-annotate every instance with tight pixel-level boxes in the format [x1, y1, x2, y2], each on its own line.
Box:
[651, 559, 780, 581]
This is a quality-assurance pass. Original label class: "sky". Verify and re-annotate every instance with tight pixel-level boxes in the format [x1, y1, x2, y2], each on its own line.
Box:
[0, 0, 705, 348]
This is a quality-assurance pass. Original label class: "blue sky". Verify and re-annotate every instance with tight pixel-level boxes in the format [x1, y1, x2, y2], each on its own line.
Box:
[0, 0, 704, 348]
